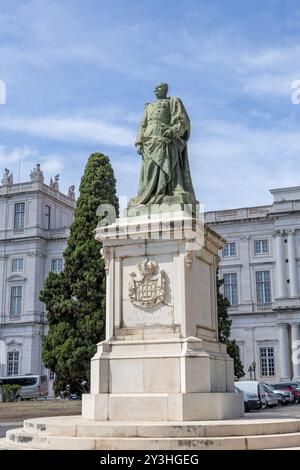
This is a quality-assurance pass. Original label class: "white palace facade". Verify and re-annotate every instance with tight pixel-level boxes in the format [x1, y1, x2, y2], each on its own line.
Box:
[206, 186, 300, 383]
[0, 165, 75, 387]
[1, 162, 300, 387]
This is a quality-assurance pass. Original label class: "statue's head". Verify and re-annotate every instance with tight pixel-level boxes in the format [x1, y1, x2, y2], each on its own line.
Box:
[154, 82, 168, 99]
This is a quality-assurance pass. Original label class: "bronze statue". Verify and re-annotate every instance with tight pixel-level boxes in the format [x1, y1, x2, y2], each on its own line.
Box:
[128, 82, 197, 209]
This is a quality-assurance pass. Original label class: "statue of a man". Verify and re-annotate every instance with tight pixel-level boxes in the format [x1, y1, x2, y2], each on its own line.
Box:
[128, 82, 197, 208]
[68, 185, 76, 199]
[2, 168, 13, 186]
[30, 164, 44, 183]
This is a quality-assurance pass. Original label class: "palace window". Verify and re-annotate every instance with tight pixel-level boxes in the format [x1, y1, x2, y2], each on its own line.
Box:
[51, 258, 63, 273]
[223, 273, 238, 306]
[10, 286, 22, 316]
[44, 205, 51, 230]
[14, 203, 25, 230]
[222, 242, 236, 257]
[7, 352, 19, 376]
[12, 258, 24, 273]
[254, 239, 269, 255]
[256, 271, 271, 304]
[260, 347, 275, 376]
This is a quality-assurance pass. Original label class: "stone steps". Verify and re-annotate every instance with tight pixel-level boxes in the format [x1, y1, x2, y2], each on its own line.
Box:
[22, 416, 300, 438]
[6, 428, 300, 450]
[4, 416, 300, 450]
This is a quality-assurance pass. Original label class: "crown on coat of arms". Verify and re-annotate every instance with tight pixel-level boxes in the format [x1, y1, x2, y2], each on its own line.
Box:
[139, 259, 156, 276]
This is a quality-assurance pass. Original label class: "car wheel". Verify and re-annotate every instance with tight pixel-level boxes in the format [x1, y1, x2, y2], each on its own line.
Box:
[16, 395, 23, 402]
[244, 403, 249, 412]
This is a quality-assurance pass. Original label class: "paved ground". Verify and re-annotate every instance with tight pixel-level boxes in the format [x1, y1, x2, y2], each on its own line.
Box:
[0, 399, 81, 438]
[243, 403, 300, 420]
[1, 402, 300, 448]
[1, 401, 300, 439]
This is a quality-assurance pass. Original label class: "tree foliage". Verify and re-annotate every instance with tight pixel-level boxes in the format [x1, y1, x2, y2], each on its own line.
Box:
[1, 384, 21, 402]
[217, 275, 245, 379]
[40, 153, 118, 394]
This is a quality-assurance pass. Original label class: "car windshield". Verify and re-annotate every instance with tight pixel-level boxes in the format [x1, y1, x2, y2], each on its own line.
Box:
[272, 384, 290, 389]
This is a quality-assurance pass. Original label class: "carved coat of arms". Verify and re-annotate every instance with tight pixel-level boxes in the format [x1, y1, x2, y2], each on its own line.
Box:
[129, 259, 166, 308]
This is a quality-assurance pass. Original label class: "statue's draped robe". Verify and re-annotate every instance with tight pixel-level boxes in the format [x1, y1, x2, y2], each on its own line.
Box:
[129, 97, 196, 207]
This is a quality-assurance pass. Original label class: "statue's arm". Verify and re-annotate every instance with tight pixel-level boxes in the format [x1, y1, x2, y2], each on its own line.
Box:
[135, 104, 148, 153]
[168, 97, 190, 140]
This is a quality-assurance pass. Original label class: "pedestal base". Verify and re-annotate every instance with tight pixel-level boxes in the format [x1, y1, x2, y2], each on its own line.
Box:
[5, 415, 300, 450]
[82, 392, 243, 421]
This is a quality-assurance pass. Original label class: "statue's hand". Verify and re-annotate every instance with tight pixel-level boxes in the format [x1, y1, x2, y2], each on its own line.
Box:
[163, 129, 173, 139]
[136, 143, 143, 155]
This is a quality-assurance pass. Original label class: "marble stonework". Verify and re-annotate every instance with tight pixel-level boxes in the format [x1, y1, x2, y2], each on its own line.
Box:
[82, 211, 243, 421]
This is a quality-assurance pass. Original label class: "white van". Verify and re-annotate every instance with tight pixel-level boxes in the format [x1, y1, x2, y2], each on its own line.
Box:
[0, 374, 48, 400]
[234, 381, 267, 409]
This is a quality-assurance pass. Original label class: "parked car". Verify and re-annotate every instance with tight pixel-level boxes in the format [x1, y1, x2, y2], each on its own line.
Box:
[272, 382, 300, 404]
[264, 384, 293, 405]
[234, 385, 261, 412]
[0, 374, 48, 401]
[262, 384, 278, 407]
[234, 381, 267, 409]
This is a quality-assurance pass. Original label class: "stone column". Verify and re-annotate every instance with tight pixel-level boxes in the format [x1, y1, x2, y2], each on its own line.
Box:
[291, 322, 300, 380]
[287, 230, 299, 298]
[278, 323, 291, 380]
[274, 231, 285, 298]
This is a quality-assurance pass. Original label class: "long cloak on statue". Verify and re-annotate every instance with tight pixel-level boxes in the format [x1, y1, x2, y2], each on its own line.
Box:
[128, 96, 196, 207]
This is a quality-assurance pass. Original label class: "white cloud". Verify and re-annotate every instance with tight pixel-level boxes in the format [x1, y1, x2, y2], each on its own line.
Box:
[40, 156, 64, 174]
[0, 115, 135, 147]
[0, 145, 36, 165]
[188, 118, 300, 210]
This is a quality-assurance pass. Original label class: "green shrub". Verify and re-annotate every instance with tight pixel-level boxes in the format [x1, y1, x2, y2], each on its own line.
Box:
[1, 384, 21, 402]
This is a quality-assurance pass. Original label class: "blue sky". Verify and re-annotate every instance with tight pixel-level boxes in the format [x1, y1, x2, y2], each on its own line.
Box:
[1, 0, 300, 210]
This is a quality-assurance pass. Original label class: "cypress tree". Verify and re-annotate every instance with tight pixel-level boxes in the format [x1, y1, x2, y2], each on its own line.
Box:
[217, 275, 245, 379]
[40, 153, 119, 394]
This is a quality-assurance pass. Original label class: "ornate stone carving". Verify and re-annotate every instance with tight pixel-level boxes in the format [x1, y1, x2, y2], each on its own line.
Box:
[50, 174, 59, 190]
[30, 164, 44, 183]
[184, 250, 193, 268]
[2, 168, 13, 186]
[100, 247, 110, 274]
[68, 185, 76, 199]
[129, 259, 166, 308]
[53, 174, 60, 190]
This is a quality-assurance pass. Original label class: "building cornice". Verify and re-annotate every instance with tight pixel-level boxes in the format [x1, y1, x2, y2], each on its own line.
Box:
[0, 183, 75, 211]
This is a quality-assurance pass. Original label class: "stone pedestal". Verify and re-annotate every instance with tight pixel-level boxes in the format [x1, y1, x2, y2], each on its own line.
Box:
[82, 211, 243, 421]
